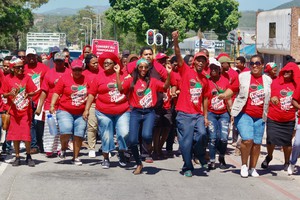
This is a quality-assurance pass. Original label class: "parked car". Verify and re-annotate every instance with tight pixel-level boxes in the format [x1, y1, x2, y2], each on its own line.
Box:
[0, 49, 11, 58]
[69, 50, 82, 61]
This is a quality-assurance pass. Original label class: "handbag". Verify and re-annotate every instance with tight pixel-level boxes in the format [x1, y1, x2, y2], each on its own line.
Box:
[2, 102, 13, 131]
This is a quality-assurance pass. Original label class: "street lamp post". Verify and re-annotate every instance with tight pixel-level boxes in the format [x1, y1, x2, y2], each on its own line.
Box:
[80, 23, 88, 44]
[79, 29, 87, 45]
[83, 17, 92, 45]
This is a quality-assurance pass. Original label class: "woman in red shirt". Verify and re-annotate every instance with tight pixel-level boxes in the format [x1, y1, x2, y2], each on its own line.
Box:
[2, 58, 37, 167]
[50, 59, 88, 166]
[35, 52, 70, 157]
[115, 58, 171, 174]
[207, 60, 232, 170]
[83, 52, 130, 169]
[262, 63, 297, 171]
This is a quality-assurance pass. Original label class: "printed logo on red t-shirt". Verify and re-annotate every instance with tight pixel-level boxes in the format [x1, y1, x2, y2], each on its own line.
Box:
[280, 89, 293, 111]
[70, 84, 87, 106]
[107, 82, 126, 103]
[139, 88, 152, 108]
[249, 84, 264, 105]
[190, 79, 202, 104]
[14, 87, 29, 111]
[28, 72, 41, 90]
[211, 88, 225, 110]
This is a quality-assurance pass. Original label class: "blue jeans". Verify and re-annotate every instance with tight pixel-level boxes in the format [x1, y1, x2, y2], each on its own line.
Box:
[234, 112, 265, 144]
[56, 110, 87, 138]
[207, 111, 230, 161]
[95, 110, 130, 153]
[290, 124, 300, 165]
[129, 108, 155, 165]
[176, 111, 207, 172]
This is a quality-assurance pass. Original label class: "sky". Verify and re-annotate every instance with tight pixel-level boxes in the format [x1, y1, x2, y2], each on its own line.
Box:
[34, 0, 291, 13]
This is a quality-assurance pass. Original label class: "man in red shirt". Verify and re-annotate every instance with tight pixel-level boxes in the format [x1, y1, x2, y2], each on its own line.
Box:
[24, 48, 49, 154]
[173, 30, 209, 177]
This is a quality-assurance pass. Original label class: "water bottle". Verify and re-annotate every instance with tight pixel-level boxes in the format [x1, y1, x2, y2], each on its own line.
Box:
[47, 114, 58, 136]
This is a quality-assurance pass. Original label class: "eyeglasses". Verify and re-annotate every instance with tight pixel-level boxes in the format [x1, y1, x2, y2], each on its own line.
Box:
[84, 51, 91, 54]
[249, 61, 262, 66]
[18, 56, 26, 59]
[104, 62, 114, 65]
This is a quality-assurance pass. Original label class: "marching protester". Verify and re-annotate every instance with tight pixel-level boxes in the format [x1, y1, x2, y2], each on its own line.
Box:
[83, 52, 130, 168]
[115, 58, 172, 174]
[219, 54, 272, 178]
[261, 62, 297, 171]
[2, 58, 37, 166]
[173, 30, 209, 177]
[35, 52, 70, 157]
[50, 59, 88, 165]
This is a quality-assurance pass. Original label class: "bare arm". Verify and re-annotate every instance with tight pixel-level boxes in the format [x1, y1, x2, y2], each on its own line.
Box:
[203, 96, 209, 127]
[83, 94, 95, 121]
[218, 88, 234, 100]
[163, 64, 172, 90]
[292, 99, 300, 110]
[35, 91, 47, 116]
[172, 30, 184, 67]
[49, 93, 59, 114]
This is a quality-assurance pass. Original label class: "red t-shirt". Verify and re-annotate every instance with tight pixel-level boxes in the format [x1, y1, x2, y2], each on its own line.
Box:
[268, 78, 296, 122]
[202, 66, 211, 79]
[54, 73, 88, 115]
[24, 62, 49, 105]
[82, 69, 100, 84]
[2, 74, 37, 116]
[176, 62, 209, 115]
[222, 67, 239, 85]
[208, 76, 230, 114]
[240, 67, 250, 73]
[0, 70, 4, 111]
[41, 68, 71, 110]
[230, 76, 265, 118]
[89, 71, 130, 114]
[122, 77, 165, 109]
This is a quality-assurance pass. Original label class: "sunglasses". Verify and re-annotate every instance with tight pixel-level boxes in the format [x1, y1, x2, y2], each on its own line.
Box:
[14, 65, 24, 69]
[104, 62, 114, 66]
[138, 65, 149, 70]
[249, 61, 262, 66]
[18, 56, 26, 59]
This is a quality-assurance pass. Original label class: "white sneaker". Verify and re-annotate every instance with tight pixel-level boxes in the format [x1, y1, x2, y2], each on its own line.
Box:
[240, 164, 249, 178]
[249, 168, 259, 177]
[88, 150, 96, 158]
[287, 164, 295, 175]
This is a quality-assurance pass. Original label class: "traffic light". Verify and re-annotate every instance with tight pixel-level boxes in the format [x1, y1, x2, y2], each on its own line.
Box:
[228, 31, 236, 45]
[238, 36, 242, 45]
[146, 29, 155, 45]
[155, 33, 163, 46]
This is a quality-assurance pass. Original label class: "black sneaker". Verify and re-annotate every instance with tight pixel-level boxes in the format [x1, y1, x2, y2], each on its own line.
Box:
[102, 159, 110, 169]
[283, 163, 289, 171]
[11, 157, 21, 167]
[208, 162, 216, 170]
[26, 155, 35, 167]
[219, 156, 228, 169]
[261, 155, 272, 169]
[118, 151, 127, 167]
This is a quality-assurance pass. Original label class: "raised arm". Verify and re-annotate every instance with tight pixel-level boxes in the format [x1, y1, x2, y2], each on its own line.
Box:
[172, 30, 184, 67]
[163, 64, 172, 90]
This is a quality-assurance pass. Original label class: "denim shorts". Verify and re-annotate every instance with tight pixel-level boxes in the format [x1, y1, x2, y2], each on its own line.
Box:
[56, 110, 87, 138]
[234, 112, 265, 144]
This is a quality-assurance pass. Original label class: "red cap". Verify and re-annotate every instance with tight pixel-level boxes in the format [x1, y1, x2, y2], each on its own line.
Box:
[71, 59, 84, 69]
[155, 53, 169, 60]
[194, 52, 208, 60]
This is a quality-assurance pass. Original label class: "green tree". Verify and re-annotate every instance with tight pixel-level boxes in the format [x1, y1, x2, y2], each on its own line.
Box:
[0, 0, 49, 49]
[106, 0, 240, 49]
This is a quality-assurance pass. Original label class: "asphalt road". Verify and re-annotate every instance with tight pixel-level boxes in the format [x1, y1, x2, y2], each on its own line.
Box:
[0, 140, 300, 200]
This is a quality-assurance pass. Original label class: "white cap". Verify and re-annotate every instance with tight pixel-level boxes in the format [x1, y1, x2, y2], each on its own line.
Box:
[26, 48, 37, 56]
[209, 57, 221, 68]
